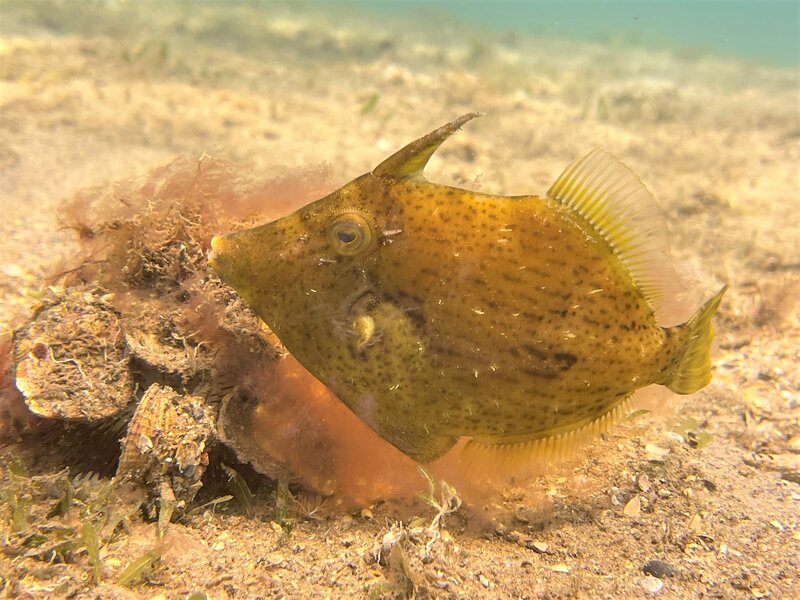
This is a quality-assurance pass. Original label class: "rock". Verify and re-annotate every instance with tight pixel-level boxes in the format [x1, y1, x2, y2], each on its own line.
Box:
[623, 495, 642, 517]
[638, 575, 664, 594]
[529, 541, 549, 554]
[643, 559, 676, 578]
[645, 443, 671, 462]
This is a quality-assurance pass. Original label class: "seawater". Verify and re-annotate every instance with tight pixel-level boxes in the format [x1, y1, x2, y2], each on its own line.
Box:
[336, 0, 799, 68]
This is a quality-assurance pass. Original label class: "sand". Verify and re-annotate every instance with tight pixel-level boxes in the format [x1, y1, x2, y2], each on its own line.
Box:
[0, 1, 798, 598]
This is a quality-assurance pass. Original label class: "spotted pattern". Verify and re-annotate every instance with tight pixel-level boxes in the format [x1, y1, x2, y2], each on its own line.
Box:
[211, 172, 690, 463]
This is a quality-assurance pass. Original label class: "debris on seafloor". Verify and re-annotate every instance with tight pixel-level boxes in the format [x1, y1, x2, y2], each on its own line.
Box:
[13, 287, 132, 420]
[114, 383, 215, 518]
[0, 154, 440, 524]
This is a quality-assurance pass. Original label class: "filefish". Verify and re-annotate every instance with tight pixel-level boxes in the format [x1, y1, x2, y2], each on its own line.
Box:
[209, 114, 726, 464]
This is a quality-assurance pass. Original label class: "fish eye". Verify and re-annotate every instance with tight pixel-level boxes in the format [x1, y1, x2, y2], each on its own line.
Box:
[337, 230, 357, 244]
[328, 212, 373, 256]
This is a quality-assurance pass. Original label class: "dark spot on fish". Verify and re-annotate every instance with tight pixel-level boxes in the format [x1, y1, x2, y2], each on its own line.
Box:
[554, 352, 577, 370]
[520, 367, 558, 380]
[521, 311, 544, 322]
[501, 272, 524, 285]
[573, 265, 589, 277]
[420, 267, 438, 277]
[428, 343, 462, 358]
[519, 343, 548, 361]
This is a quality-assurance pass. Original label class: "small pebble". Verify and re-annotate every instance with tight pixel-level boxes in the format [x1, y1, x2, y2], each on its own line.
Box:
[528, 540, 548, 553]
[623, 495, 642, 517]
[646, 443, 670, 462]
[638, 575, 664, 594]
[769, 519, 784, 531]
[638, 473, 652, 493]
[551, 563, 570, 573]
[643, 559, 676, 578]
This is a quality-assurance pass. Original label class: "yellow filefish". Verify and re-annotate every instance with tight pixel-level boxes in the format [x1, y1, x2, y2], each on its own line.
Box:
[209, 114, 726, 464]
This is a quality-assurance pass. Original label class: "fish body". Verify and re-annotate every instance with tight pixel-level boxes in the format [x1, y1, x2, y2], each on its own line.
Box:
[210, 114, 725, 463]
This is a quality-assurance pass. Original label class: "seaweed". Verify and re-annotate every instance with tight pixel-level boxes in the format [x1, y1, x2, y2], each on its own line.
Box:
[1, 465, 146, 586]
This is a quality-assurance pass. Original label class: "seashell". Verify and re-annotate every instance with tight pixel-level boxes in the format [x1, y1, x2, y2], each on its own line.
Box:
[116, 383, 215, 514]
[14, 287, 133, 420]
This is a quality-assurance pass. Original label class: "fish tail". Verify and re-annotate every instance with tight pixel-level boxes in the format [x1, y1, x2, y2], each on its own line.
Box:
[665, 285, 728, 394]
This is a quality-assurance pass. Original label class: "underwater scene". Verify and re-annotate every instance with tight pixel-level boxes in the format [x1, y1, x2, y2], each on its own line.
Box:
[0, 1, 798, 598]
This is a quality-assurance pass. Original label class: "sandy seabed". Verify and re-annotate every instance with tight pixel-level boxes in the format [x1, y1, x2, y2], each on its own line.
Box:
[0, 2, 798, 598]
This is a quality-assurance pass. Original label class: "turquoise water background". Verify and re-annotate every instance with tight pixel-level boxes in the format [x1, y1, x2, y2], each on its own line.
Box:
[340, 0, 799, 67]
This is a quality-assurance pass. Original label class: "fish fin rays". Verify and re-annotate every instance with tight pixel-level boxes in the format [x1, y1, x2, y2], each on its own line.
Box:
[458, 395, 635, 475]
[664, 285, 727, 394]
[547, 149, 681, 318]
[373, 112, 482, 180]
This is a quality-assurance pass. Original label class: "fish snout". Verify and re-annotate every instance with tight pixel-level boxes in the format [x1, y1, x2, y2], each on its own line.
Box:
[208, 235, 238, 283]
[208, 233, 258, 291]
[208, 235, 226, 268]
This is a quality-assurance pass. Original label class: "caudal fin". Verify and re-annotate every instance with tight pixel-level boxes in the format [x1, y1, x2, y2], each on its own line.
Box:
[665, 285, 728, 394]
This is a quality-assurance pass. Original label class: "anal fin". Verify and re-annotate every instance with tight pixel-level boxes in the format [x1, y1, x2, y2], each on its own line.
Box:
[458, 395, 635, 475]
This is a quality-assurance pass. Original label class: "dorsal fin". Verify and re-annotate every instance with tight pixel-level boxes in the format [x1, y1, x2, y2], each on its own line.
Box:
[547, 149, 680, 317]
[373, 112, 481, 179]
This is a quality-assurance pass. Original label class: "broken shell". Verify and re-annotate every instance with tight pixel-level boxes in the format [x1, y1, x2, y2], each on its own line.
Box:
[115, 383, 215, 516]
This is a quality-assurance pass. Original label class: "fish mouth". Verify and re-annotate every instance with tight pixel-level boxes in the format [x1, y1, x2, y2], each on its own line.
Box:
[208, 235, 224, 262]
[208, 235, 225, 265]
[208, 234, 235, 284]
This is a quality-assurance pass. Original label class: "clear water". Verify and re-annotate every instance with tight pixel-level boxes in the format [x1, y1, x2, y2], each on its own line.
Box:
[359, 0, 799, 67]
